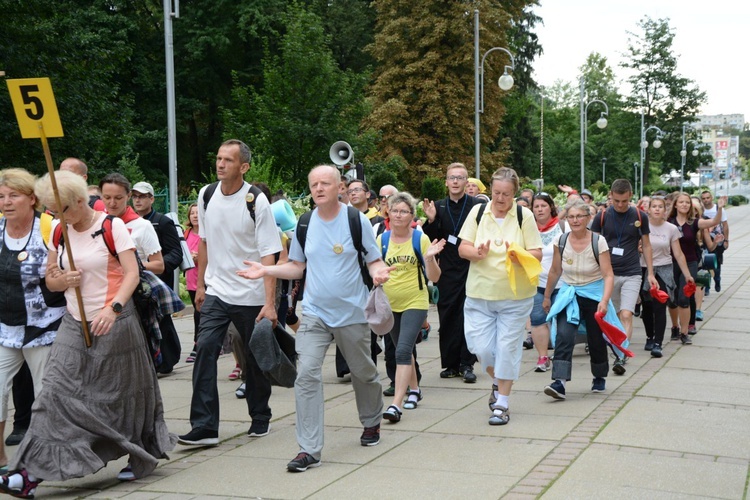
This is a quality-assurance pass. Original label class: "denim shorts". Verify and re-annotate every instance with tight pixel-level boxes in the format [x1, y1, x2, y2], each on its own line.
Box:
[530, 287, 558, 327]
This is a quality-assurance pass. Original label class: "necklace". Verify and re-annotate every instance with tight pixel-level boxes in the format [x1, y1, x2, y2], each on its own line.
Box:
[5, 216, 34, 239]
[74, 210, 97, 232]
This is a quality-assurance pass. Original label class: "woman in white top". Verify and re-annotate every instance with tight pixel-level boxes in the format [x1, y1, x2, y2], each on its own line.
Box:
[542, 199, 614, 399]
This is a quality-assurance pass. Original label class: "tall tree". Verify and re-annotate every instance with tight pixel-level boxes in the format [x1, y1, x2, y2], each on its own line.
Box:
[620, 17, 706, 178]
[366, 1, 529, 191]
[223, 2, 368, 191]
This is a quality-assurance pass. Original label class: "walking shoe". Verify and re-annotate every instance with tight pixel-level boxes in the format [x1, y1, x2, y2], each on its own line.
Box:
[535, 356, 551, 372]
[0, 469, 39, 499]
[612, 358, 626, 375]
[439, 368, 459, 379]
[403, 389, 423, 410]
[651, 344, 663, 358]
[591, 377, 606, 393]
[670, 326, 680, 341]
[523, 335, 534, 350]
[680, 334, 692, 345]
[688, 324, 697, 336]
[383, 383, 395, 397]
[235, 382, 246, 399]
[360, 424, 380, 446]
[695, 310, 704, 321]
[117, 464, 136, 482]
[383, 405, 402, 423]
[634, 303, 641, 317]
[715, 280, 721, 292]
[460, 365, 477, 383]
[228, 364, 241, 380]
[4, 427, 26, 446]
[248, 420, 270, 437]
[178, 428, 219, 446]
[186, 345, 197, 363]
[544, 380, 566, 400]
[488, 384, 499, 409]
[704, 287, 710, 297]
[644, 339, 654, 351]
[287, 452, 321, 472]
[488, 404, 510, 425]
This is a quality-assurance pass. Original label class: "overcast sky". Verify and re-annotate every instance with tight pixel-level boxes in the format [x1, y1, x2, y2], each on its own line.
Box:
[531, 1, 749, 123]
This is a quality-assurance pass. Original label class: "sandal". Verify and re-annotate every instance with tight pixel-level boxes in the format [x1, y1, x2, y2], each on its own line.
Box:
[0, 469, 40, 499]
[228, 364, 241, 380]
[403, 389, 423, 410]
[489, 404, 510, 426]
[382, 405, 402, 423]
[117, 464, 136, 482]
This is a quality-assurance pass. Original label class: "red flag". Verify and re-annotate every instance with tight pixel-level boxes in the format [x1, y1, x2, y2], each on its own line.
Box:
[683, 281, 696, 298]
[650, 285, 669, 304]
[594, 312, 635, 358]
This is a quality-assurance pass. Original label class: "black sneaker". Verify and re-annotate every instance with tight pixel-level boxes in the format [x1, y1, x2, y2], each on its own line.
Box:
[651, 344, 663, 358]
[248, 420, 270, 437]
[459, 365, 477, 384]
[360, 424, 380, 446]
[4, 428, 26, 446]
[178, 428, 219, 446]
[440, 368, 459, 379]
[715, 281, 721, 292]
[523, 335, 534, 350]
[383, 383, 395, 397]
[591, 377, 606, 393]
[680, 334, 692, 345]
[644, 339, 654, 351]
[544, 380, 566, 400]
[612, 358, 626, 375]
[287, 452, 321, 472]
[235, 382, 246, 399]
[670, 327, 680, 341]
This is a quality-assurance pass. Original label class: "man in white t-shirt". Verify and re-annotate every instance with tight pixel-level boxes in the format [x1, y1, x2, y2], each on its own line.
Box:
[177, 139, 282, 447]
[700, 190, 728, 292]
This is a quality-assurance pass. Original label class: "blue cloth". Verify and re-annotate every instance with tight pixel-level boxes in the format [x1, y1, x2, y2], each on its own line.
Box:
[545, 279, 629, 356]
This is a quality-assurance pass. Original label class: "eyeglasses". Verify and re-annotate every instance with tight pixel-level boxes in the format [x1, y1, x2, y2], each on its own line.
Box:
[566, 214, 589, 221]
[48, 206, 69, 217]
[379, 194, 392, 200]
[390, 209, 413, 216]
[347, 187, 365, 194]
[447, 175, 466, 181]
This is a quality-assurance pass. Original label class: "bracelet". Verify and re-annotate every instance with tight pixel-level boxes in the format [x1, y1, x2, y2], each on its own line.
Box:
[425, 257, 435, 262]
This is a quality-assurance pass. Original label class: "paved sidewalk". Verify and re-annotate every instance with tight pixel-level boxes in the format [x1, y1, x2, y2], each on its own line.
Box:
[7, 205, 750, 499]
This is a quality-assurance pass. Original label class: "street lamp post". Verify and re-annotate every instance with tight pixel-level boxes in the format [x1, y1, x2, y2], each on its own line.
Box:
[680, 124, 700, 192]
[474, 10, 514, 179]
[579, 78, 609, 191]
[639, 111, 664, 199]
[633, 162, 639, 197]
[602, 157, 607, 184]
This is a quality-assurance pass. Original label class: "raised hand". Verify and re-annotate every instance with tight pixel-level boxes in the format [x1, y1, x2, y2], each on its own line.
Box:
[423, 199, 437, 222]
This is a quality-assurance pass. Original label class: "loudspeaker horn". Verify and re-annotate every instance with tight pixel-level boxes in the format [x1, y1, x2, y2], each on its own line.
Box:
[329, 141, 353, 166]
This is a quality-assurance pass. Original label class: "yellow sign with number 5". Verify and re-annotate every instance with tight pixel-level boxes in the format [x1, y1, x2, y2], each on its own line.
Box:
[6, 78, 64, 139]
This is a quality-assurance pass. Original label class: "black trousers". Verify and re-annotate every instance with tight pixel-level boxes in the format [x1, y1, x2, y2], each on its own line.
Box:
[640, 274, 668, 345]
[437, 280, 476, 370]
[156, 315, 182, 373]
[190, 295, 271, 431]
[551, 296, 609, 381]
[11, 362, 33, 430]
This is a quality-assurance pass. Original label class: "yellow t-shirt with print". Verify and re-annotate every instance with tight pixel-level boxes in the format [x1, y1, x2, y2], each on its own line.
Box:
[377, 231, 430, 313]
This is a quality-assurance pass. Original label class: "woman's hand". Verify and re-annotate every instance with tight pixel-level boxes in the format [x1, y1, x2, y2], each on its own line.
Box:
[63, 270, 82, 288]
[475, 240, 491, 260]
[425, 238, 446, 259]
[91, 306, 117, 336]
[597, 301, 608, 316]
[718, 196, 728, 209]
[542, 297, 551, 314]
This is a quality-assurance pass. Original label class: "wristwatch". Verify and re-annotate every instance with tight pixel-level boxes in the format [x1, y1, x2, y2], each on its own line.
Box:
[111, 302, 124, 314]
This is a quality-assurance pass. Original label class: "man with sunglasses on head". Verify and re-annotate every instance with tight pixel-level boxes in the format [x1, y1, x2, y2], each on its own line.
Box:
[422, 163, 482, 384]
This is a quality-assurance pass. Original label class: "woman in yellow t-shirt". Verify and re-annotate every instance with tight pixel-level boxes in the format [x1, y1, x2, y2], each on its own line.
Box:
[378, 192, 445, 423]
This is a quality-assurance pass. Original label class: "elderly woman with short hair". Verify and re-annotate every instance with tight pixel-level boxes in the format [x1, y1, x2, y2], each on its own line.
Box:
[458, 167, 543, 426]
[0, 171, 175, 499]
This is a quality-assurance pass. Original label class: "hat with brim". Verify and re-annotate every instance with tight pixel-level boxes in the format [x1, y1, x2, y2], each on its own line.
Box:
[364, 286, 394, 336]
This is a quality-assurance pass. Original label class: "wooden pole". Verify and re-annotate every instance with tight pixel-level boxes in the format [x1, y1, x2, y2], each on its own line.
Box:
[39, 126, 92, 348]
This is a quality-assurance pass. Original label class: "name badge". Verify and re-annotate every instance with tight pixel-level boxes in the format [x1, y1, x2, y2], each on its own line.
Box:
[448, 235, 458, 245]
[612, 247, 624, 256]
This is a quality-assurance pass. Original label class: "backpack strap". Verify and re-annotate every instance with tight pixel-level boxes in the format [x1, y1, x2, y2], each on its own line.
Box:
[203, 182, 262, 222]
[558, 231, 600, 267]
[380, 230, 391, 261]
[411, 230, 428, 290]
[52, 215, 120, 268]
[347, 206, 373, 290]
[517, 204, 523, 229]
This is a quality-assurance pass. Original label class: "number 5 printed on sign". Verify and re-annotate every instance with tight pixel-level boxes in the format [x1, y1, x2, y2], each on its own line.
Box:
[6, 77, 64, 138]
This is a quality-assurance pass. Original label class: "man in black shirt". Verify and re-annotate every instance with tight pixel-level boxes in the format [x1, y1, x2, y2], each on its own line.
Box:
[590, 179, 657, 374]
[423, 163, 481, 383]
[132, 181, 183, 374]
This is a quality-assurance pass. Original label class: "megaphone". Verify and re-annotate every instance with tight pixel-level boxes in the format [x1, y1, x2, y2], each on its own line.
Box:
[329, 141, 353, 166]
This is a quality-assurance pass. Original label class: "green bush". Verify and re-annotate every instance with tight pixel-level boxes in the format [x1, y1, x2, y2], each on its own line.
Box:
[421, 177, 445, 201]
[728, 195, 748, 206]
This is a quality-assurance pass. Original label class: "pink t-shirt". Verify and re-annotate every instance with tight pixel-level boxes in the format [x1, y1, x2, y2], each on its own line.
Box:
[51, 214, 136, 321]
[184, 228, 200, 291]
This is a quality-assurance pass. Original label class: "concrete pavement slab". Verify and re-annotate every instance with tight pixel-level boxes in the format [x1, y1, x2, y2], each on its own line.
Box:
[595, 398, 750, 459]
[666, 346, 750, 374]
[637, 367, 750, 405]
[544, 446, 747, 499]
[686, 330, 750, 350]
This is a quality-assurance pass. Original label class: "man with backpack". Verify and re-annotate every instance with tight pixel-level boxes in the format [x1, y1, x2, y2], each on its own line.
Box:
[237, 165, 393, 472]
[422, 162, 482, 383]
[178, 139, 282, 446]
[590, 179, 658, 375]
